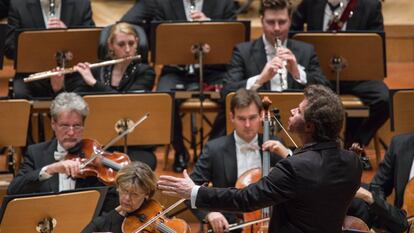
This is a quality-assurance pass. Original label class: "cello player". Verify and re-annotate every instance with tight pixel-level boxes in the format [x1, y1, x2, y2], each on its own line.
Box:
[189, 88, 291, 233]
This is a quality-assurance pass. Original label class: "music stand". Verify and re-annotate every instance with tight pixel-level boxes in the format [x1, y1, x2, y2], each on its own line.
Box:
[83, 93, 173, 149]
[292, 32, 386, 94]
[0, 100, 31, 173]
[151, 21, 249, 153]
[0, 187, 107, 233]
[15, 28, 102, 73]
[0, 24, 7, 69]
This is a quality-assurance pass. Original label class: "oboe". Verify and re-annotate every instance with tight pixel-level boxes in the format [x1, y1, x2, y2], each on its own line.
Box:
[274, 37, 287, 89]
[49, 0, 56, 17]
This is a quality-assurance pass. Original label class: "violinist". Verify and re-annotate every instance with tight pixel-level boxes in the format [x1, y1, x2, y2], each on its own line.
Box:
[82, 161, 157, 233]
[7, 92, 118, 212]
[190, 88, 290, 233]
[158, 85, 362, 233]
[347, 133, 412, 232]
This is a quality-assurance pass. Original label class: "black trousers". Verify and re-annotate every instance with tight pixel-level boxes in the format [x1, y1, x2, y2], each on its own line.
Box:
[334, 80, 390, 147]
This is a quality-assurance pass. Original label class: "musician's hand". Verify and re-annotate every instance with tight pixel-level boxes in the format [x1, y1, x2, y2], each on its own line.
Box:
[50, 67, 65, 93]
[206, 212, 229, 233]
[262, 140, 290, 158]
[46, 160, 82, 178]
[47, 18, 67, 29]
[257, 57, 284, 85]
[190, 11, 210, 21]
[355, 187, 374, 205]
[74, 63, 97, 86]
[157, 169, 194, 199]
[276, 47, 300, 79]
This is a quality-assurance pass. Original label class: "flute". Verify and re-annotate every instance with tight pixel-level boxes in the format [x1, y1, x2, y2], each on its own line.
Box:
[23, 55, 141, 83]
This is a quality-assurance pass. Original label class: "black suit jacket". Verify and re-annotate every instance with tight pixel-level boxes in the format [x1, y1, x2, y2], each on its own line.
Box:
[0, 0, 10, 19]
[7, 138, 118, 213]
[8, 139, 103, 194]
[195, 141, 362, 233]
[222, 38, 329, 97]
[372, 133, 414, 208]
[5, 0, 95, 59]
[291, 0, 384, 31]
[154, 0, 236, 21]
[189, 133, 283, 221]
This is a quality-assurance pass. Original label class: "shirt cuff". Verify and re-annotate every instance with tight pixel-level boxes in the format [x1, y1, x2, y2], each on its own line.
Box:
[190, 185, 201, 209]
[39, 165, 53, 181]
[295, 64, 307, 84]
[246, 75, 261, 90]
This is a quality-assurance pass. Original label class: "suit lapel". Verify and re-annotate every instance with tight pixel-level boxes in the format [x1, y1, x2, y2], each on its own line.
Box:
[202, 0, 215, 17]
[61, 0, 75, 26]
[27, 0, 46, 28]
[223, 134, 238, 185]
[251, 38, 270, 90]
[45, 139, 60, 192]
[312, 0, 326, 30]
[397, 149, 414, 196]
[346, 0, 362, 30]
[172, 0, 187, 20]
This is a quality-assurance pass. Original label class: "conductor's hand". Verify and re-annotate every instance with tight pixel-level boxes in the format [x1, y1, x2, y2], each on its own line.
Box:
[157, 170, 194, 199]
[206, 212, 229, 233]
[47, 17, 67, 29]
[190, 10, 210, 21]
[74, 62, 96, 86]
[262, 140, 290, 158]
[355, 187, 374, 205]
[46, 160, 82, 178]
[276, 47, 300, 79]
[50, 67, 65, 93]
[257, 57, 284, 85]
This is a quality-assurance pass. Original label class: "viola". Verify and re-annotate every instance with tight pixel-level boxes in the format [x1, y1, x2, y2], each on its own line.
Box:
[342, 215, 371, 233]
[65, 138, 130, 185]
[122, 199, 190, 233]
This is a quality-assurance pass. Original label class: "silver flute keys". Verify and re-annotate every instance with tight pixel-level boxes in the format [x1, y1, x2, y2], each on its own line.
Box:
[49, 0, 56, 17]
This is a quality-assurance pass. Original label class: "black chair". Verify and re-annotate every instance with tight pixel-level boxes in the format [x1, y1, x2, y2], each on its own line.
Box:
[98, 23, 149, 63]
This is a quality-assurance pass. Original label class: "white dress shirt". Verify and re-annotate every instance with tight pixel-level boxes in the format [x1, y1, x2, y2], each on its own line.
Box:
[39, 142, 76, 192]
[234, 132, 261, 178]
[246, 35, 307, 91]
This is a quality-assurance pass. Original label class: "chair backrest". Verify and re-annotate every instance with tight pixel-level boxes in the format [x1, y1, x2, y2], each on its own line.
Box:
[225, 92, 304, 148]
[98, 23, 149, 63]
[393, 90, 414, 134]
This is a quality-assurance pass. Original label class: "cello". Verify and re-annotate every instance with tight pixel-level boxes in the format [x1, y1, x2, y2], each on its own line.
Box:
[234, 97, 276, 233]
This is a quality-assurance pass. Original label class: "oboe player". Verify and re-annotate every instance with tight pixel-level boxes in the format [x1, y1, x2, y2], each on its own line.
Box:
[209, 0, 330, 140]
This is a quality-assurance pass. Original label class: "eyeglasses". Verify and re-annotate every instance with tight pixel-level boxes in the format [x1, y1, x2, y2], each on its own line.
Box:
[117, 188, 146, 199]
[56, 124, 83, 132]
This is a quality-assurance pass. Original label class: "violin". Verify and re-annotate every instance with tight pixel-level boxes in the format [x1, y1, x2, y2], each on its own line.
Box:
[66, 138, 130, 185]
[122, 199, 190, 233]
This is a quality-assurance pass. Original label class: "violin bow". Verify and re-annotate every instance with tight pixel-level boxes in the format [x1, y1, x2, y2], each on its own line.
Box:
[207, 217, 270, 233]
[132, 198, 186, 233]
[80, 113, 149, 169]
